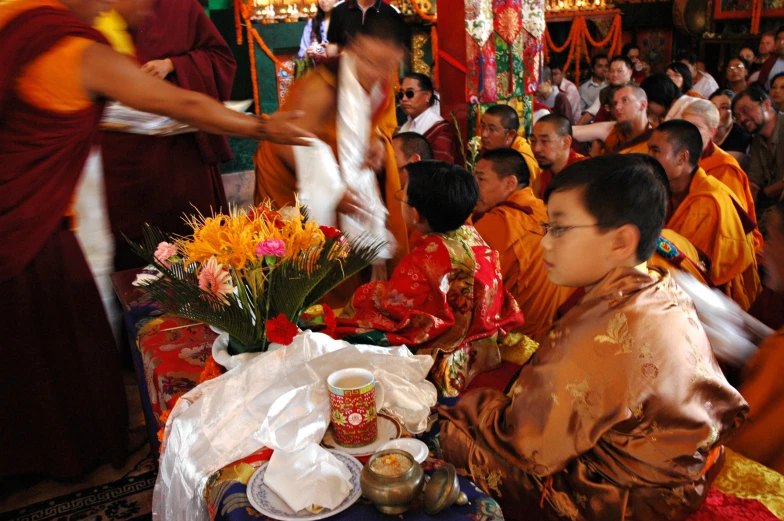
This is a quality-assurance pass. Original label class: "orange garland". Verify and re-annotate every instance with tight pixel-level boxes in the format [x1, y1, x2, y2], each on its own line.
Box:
[544, 13, 622, 84]
[751, 0, 762, 34]
[233, 0, 294, 114]
[409, 0, 437, 23]
[431, 25, 440, 91]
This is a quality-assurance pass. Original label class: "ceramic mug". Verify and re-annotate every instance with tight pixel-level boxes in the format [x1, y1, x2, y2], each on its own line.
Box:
[327, 368, 378, 447]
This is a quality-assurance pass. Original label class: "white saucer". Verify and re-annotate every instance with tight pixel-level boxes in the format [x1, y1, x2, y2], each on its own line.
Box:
[322, 413, 401, 457]
[376, 438, 429, 463]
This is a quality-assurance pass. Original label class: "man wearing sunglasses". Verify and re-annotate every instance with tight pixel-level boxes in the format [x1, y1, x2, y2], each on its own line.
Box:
[398, 73, 462, 165]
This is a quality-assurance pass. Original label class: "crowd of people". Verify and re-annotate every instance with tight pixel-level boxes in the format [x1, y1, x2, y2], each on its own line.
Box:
[2, 0, 784, 519]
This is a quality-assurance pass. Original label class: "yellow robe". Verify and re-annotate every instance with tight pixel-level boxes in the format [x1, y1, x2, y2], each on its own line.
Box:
[730, 328, 784, 474]
[94, 10, 135, 57]
[511, 135, 541, 186]
[667, 168, 761, 310]
[254, 61, 408, 269]
[472, 188, 571, 342]
[600, 124, 653, 155]
[700, 144, 763, 252]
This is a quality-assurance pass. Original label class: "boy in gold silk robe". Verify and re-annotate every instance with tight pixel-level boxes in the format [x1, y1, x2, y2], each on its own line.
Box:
[437, 154, 748, 521]
[334, 161, 525, 397]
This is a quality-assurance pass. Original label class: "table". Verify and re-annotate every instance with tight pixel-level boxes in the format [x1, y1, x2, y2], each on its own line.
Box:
[122, 293, 784, 521]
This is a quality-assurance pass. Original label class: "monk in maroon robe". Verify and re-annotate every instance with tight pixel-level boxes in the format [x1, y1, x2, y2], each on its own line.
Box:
[101, 0, 237, 270]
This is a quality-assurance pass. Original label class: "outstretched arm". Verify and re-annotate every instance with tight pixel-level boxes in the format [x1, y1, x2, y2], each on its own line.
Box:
[572, 121, 615, 143]
[81, 42, 314, 145]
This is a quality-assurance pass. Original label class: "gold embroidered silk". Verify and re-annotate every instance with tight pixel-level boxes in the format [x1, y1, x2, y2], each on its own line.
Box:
[438, 267, 748, 521]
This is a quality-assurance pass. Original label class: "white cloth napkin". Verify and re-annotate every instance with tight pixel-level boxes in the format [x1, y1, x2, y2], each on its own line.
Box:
[264, 443, 352, 512]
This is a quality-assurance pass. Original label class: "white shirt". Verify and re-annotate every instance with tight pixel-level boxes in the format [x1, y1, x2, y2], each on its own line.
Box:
[558, 78, 582, 123]
[692, 72, 720, 99]
[579, 77, 606, 113]
[399, 104, 443, 135]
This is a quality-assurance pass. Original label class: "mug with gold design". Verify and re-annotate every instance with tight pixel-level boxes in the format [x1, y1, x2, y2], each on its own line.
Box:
[327, 368, 378, 447]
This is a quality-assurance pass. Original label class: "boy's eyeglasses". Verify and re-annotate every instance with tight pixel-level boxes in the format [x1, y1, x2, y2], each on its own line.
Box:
[398, 89, 422, 100]
[540, 221, 603, 238]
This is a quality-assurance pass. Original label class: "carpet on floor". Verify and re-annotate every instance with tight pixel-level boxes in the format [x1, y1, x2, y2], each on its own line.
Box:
[0, 453, 157, 521]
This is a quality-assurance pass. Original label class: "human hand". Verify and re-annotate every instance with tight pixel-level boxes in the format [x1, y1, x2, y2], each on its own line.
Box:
[364, 137, 386, 171]
[258, 110, 315, 145]
[141, 59, 174, 79]
[305, 44, 321, 57]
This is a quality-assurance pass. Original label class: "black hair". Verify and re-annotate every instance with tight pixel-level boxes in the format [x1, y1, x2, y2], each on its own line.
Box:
[676, 49, 699, 67]
[653, 120, 704, 169]
[403, 73, 439, 106]
[310, 5, 328, 46]
[771, 71, 784, 88]
[610, 55, 634, 71]
[709, 88, 736, 101]
[548, 58, 564, 72]
[640, 73, 681, 109]
[536, 113, 572, 137]
[393, 132, 434, 161]
[622, 43, 640, 56]
[666, 61, 693, 94]
[405, 161, 479, 233]
[484, 104, 519, 132]
[543, 154, 667, 262]
[732, 84, 772, 114]
[591, 53, 609, 68]
[479, 148, 531, 188]
[353, 14, 404, 48]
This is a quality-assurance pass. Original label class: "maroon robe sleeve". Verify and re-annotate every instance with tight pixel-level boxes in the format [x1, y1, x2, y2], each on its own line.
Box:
[424, 121, 465, 166]
[133, 0, 237, 164]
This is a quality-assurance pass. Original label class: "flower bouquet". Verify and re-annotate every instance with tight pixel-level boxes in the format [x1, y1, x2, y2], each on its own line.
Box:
[127, 202, 384, 355]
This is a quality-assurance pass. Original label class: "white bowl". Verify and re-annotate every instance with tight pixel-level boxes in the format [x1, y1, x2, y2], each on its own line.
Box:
[376, 438, 429, 464]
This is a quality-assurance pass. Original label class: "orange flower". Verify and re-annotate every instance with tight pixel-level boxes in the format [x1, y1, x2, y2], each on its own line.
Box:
[199, 356, 225, 383]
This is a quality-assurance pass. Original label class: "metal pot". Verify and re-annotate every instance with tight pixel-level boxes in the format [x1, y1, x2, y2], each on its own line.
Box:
[360, 449, 425, 514]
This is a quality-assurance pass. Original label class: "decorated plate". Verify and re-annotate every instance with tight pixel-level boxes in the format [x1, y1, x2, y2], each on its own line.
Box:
[322, 413, 402, 457]
[246, 450, 362, 521]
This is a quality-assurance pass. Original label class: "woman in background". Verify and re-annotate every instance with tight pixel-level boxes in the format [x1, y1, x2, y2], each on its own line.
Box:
[297, 0, 337, 60]
[725, 55, 751, 95]
[666, 61, 701, 98]
[769, 72, 784, 112]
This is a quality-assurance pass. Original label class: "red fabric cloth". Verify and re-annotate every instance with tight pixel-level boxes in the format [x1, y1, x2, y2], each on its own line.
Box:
[0, 6, 106, 282]
[423, 120, 464, 166]
[101, 0, 236, 269]
[756, 55, 780, 87]
[684, 488, 779, 521]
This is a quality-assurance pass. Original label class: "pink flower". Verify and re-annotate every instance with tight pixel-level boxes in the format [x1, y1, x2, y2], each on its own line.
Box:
[198, 257, 233, 303]
[154, 241, 179, 268]
[256, 239, 286, 258]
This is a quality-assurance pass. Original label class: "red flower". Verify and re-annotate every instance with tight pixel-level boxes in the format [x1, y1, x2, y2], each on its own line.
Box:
[322, 304, 337, 336]
[266, 313, 298, 345]
[320, 225, 341, 239]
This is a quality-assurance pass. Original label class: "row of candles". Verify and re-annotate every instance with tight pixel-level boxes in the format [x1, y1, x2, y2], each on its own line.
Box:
[546, 0, 611, 10]
[251, 1, 318, 22]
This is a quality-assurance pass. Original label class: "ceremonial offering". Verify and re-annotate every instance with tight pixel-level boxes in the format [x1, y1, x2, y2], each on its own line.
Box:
[322, 413, 402, 457]
[376, 438, 429, 464]
[327, 368, 378, 447]
[360, 449, 425, 514]
[128, 202, 384, 354]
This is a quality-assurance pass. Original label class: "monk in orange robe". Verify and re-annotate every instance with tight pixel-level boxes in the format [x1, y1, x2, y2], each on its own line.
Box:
[649, 229, 713, 286]
[479, 104, 541, 185]
[437, 155, 747, 520]
[572, 85, 653, 156]
[472, 149, 571, 341]
[681, 99, 763, 252]
[649, 121, 760, 310]
[729, 201, 784, 473]
[529, 114, 585, 198]
[254, 18, 408, 271]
